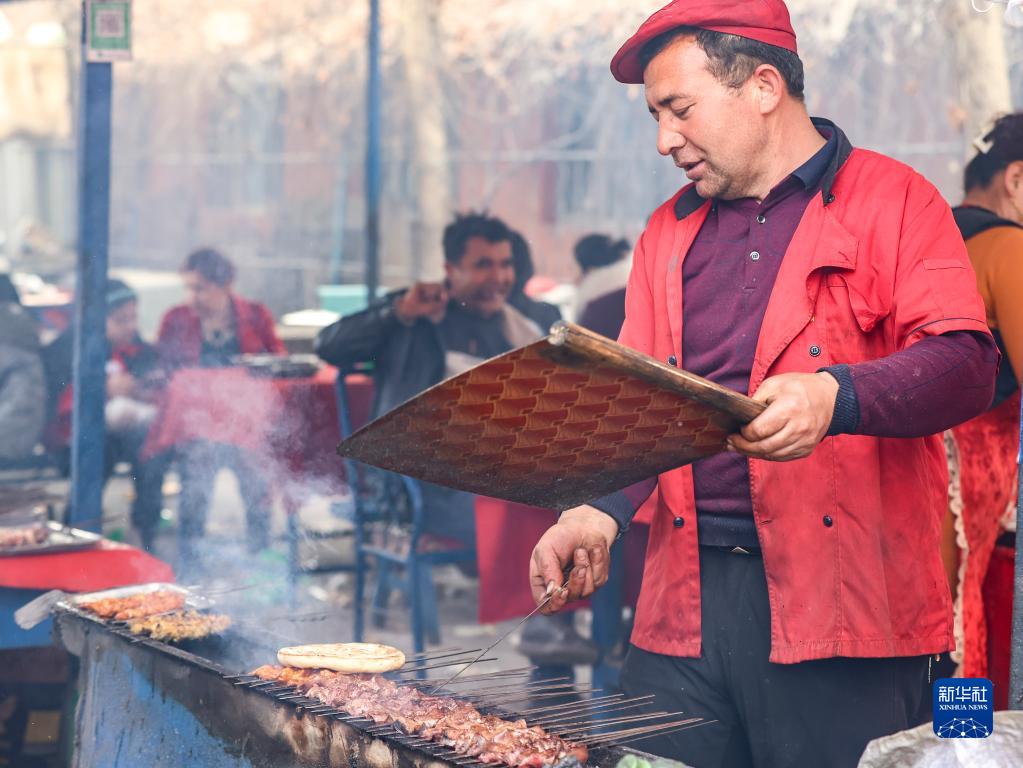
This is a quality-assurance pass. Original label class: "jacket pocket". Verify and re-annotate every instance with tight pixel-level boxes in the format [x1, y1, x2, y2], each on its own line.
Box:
[821, 269, 892, 363]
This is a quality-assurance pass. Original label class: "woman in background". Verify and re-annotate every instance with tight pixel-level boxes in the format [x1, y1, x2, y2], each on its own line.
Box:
[157, 249, 285, 569]
[944, 113, 1023, 704]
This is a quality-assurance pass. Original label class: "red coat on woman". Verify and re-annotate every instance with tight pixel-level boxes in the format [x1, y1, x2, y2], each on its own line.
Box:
[157, 294, 285, 368]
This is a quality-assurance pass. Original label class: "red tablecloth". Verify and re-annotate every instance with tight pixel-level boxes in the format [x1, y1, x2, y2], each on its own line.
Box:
[0, 540, 174, 592]
[142, 366, 373, 496]
[475, 496, 652, 624]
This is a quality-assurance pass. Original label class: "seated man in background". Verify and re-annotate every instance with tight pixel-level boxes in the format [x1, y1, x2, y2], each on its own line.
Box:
[316, 212, 543, 550]
[51, 280, 167, 550]
[0, 283, 46, 462]
[317, 212, 596, 673]
[157, 249, 286, 566]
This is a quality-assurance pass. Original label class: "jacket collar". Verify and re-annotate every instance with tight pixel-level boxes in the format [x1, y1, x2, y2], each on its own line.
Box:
[674, 117, 853, 220]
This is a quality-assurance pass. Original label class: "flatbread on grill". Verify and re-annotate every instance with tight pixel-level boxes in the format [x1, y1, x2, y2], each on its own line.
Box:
[277, 642, 406, 673]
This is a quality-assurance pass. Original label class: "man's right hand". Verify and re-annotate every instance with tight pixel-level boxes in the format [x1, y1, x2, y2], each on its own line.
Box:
[394, 282, 448, 325]
[529, 505, 619, 613]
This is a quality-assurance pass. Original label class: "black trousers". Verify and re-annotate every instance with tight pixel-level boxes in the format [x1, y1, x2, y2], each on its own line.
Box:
[620, 547, 931, 768]
[106, 427, 167, 552]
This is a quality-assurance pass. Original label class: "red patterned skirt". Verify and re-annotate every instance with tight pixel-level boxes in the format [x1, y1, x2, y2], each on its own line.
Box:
[947, 391, 1019, 681]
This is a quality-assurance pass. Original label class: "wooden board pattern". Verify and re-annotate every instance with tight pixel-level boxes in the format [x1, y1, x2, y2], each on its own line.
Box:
[337, 323, 763, 510]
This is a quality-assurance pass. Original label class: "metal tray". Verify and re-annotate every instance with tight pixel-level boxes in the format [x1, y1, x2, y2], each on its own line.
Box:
[0, 506, 47, 529]
[231, 353, 321, 378]
[59, 582, 215, 625]
[0, 521, 101, 557]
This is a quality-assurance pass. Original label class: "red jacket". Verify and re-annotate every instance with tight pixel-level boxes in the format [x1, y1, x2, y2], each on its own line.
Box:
[157, 294, 285, 368]
[621, 148, 990, 664]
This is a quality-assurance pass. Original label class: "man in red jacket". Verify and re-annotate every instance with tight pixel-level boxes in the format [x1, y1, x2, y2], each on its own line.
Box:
[157, 249, 286, 568]
[529, 2, 998, 766]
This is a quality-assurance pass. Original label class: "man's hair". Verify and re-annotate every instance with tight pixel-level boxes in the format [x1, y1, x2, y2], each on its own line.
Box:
[574, 234, 631, 271]
[182, 247, 235, 287]
[442, 212, 512, 265]
[638, 26, 805, 101]
[964, 113, 1023, 192]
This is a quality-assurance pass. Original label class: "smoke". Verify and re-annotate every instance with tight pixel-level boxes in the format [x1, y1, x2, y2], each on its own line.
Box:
[145, 365, 357, 610]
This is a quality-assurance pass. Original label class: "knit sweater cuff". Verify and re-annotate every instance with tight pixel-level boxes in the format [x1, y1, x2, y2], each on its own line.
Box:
[585, 491, 634, 539]
[819, 364, 859, 436]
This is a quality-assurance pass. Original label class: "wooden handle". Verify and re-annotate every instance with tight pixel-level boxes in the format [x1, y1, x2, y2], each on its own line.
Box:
[547, 321, 765, 424]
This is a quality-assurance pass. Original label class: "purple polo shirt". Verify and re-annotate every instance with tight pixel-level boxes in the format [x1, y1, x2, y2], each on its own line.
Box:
[682, 140, 834, 521]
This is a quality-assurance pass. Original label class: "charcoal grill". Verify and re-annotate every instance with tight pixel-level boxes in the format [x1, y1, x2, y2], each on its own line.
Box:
[53, 603, 697, 768]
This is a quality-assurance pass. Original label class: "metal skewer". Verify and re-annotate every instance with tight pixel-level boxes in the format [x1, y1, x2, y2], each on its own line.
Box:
[529, 696, 656, 725]
[516, 693, 629, 716]
[428, 571, 573, 694]
[581, 717, 706, 746]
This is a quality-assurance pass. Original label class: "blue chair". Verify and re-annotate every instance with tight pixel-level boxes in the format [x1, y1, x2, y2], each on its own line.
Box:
[334, 370, 476, 656]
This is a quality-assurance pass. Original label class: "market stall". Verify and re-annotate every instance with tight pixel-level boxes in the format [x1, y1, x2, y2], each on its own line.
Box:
[52, 587, 694, 768]
[0, 516, 173, 766]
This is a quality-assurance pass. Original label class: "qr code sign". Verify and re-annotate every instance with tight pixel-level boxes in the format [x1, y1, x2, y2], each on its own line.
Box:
[96, 9, 124, 37]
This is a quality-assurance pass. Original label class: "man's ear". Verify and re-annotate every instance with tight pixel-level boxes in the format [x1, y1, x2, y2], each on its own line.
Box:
[751, 64, 785, 115]
[1003, 160, 1023, 198]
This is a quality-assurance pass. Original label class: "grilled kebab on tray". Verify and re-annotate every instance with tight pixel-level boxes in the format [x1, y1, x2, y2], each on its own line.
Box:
[79, 590, 186, 620]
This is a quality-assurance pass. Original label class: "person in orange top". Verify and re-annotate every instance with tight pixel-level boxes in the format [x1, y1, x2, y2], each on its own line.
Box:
[944, 113, 1023, 699]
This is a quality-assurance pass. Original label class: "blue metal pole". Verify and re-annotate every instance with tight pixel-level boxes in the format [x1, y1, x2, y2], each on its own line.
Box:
[365, 0, 381, 305]
[70, 49, 113, 530]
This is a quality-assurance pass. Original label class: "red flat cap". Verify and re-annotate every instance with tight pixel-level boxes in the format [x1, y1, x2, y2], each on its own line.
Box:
[611, 0, 798, 84]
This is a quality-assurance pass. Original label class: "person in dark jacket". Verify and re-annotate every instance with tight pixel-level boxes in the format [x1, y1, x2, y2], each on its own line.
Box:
[157, 249, 285, 564]
[315, 212, 544, 548]
[572, 234, 632, 339]
[51, 279, 167, 550]
[0, 272, 19, 304]
[508, 231, 562, 332]
[0, 294, 45, 462]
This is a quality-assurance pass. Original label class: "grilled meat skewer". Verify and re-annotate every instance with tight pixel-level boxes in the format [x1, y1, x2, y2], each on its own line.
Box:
[253, 665, 588, 768]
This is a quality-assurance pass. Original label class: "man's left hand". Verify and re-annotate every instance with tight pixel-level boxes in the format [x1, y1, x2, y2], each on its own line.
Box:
[728, 372, 839, 462]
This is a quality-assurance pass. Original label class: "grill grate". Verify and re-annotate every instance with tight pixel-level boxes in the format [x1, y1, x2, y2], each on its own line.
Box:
[56, 604, 704, 767]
